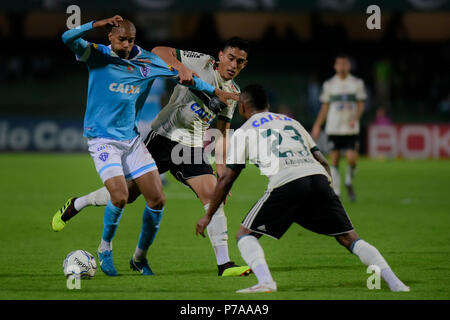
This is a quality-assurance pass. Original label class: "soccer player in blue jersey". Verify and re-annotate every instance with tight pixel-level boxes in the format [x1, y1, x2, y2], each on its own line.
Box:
[53, 29, 251, 277]
[55, 15, 237, 276]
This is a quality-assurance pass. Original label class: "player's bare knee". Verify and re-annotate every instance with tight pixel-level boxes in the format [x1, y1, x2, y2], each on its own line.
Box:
[147, 192, 165, 210]
[111, 192, 128, 208]
[236, 227, 260, 241]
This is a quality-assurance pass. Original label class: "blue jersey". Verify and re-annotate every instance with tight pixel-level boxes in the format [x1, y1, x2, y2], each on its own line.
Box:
[137, 77, 166, 123]
[136, 77, 166, 139]
[62, 21, 215, 141]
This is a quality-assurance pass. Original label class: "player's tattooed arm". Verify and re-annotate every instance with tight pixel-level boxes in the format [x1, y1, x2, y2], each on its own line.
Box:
[151, 47, 199, 85]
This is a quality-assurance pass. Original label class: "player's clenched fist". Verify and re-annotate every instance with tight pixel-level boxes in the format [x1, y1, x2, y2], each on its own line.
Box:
[93, 15, 124, 28]
[177, 64, 200, 86]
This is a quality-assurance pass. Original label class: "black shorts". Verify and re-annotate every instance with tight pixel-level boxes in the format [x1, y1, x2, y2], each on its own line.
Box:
[242, 174, 354, 239]
[328, 135, 359, 151]
[144, 131, 214, 185]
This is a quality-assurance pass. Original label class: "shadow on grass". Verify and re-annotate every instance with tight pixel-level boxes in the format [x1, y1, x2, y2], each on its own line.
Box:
[270, 264, 356, 273]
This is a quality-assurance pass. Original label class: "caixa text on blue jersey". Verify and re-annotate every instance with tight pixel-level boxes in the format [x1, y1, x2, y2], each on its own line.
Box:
[109, 83, 141, 94]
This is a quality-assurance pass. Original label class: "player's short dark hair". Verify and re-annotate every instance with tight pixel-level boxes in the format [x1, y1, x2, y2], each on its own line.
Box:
[109, 19, 136, 34]
[223, 37, 249, 55]
[335, 53, 350, 60]
[242, 84, 269, 110]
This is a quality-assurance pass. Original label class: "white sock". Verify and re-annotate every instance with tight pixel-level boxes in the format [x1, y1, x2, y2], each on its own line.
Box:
[237, 235, 274, 285]
[213, 245, 230, 266]
[330, 166, 341, 196]
[345, 165, 355, 186]
[74, 187, 110, 211]
[99, 239, 112, 252]
[352, 239, 406, 290]
[74, 196, 89, 211]
[205, 203, 230, 265]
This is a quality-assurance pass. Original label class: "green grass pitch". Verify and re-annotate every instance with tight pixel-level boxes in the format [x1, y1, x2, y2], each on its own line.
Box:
[0, 153, 449, 300]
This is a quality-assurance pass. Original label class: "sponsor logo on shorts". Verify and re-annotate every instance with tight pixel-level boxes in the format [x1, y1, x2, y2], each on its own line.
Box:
[97, 145, 109, 152]
[99, 152, 109, 162]
[257, 225, 267, 232]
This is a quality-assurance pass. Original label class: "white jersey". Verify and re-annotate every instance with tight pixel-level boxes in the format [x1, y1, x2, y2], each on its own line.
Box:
[319, 74, 367, 135]
[150, 50, 240, 147]
[226, 112, 330, 190]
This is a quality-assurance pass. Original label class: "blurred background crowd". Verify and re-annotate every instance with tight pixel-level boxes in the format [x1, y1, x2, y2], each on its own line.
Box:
[0, 0, 449, 155]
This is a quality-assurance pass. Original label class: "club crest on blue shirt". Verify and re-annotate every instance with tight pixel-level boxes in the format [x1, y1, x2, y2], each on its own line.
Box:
[99, 152, 109, 162]
[140, 65, 150, 77]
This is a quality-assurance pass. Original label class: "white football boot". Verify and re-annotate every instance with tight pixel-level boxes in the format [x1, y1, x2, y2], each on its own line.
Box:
[236, 281, 277, 293]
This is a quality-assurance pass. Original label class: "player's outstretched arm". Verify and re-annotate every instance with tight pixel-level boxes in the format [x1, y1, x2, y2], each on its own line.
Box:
[174, 75, 239, 104]
[92, 15, 123, 29]
[62, 15, 123, 58]
[151, 46, 239, 104]
[195, 167, 241, 237]
[152, 46, 199, 85]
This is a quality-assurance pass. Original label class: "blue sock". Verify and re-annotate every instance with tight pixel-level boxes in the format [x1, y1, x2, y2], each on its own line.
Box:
[102, 201, 124, 244]
[137, 204, 163, 251]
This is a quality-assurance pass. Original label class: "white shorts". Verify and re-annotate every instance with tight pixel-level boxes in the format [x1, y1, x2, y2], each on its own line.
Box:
[88, 136, 157, 183]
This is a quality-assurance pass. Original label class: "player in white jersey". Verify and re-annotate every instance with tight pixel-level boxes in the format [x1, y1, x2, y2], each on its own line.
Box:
[52, 38, 251, 277]
[196, 84, 409, 293]
[312, 54, 367, 201]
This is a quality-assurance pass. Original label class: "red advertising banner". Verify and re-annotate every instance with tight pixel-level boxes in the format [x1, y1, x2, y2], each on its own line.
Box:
[368, 124, 450, 159]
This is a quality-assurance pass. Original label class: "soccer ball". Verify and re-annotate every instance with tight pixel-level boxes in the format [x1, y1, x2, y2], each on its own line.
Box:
[63, 250, 97, 279]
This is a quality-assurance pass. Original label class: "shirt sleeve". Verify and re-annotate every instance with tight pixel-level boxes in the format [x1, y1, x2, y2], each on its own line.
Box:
[61, 21, 95, 62]
[356, 79, 367, 101]
[297, 122, 319, 153]
[319, 81, 330, 103]
[176, 49, 213, 73]
[226, 128, 247, 170]
[176, 50, 216, 94]
[306, 132, 320, 153]
[150, 53, 215, 95]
